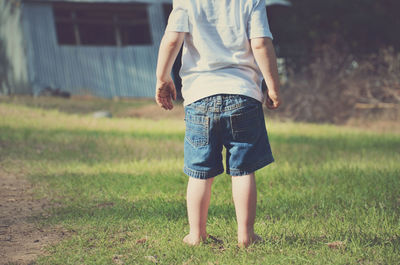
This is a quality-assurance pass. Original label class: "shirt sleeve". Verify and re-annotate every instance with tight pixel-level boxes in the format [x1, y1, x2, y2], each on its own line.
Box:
[247, 0, 273, 39]
[165, 0, 190, 33]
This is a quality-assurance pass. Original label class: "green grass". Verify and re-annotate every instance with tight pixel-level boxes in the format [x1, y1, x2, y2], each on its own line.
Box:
[0, 98, 399, 264]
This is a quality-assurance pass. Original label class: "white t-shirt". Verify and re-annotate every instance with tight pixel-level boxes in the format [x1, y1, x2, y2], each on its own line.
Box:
[166, 0, 273, 106]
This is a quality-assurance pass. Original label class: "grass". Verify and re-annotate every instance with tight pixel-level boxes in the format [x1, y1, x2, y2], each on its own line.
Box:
[0, 97, 399, 264]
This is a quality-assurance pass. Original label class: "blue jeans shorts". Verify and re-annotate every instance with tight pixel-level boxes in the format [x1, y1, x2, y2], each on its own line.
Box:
[183, 94, 274, 179]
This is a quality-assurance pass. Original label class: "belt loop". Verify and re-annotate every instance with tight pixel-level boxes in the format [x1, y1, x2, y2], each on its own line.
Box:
[216, 95, 222, 106]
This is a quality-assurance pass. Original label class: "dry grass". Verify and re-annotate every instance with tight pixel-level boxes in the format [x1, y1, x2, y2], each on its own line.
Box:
[1, 95, 399, 135]
[280, 46, 400, 124]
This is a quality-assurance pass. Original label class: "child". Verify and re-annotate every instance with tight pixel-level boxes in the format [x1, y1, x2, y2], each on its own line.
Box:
[155, 0, 281, 247]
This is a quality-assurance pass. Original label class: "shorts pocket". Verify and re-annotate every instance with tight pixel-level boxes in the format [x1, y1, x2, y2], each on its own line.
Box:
[185, 113, 210, 148]
[230, 104, 261, 143]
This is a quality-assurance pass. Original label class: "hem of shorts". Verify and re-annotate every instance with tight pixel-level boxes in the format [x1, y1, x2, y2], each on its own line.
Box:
[227, 157, 275, 176]
[183, 166, 224, 180]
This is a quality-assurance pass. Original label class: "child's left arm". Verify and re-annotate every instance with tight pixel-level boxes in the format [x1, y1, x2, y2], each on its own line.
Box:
[155, 31, 185, 110]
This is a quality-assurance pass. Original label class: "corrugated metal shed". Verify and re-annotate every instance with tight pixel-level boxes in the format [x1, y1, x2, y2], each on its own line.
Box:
[21, 0, 167, 98]
[25, 0, 172, 3]
[24, 0, 288, 6]
[0, 1, 30, 95]
[1, 0, 290, 97]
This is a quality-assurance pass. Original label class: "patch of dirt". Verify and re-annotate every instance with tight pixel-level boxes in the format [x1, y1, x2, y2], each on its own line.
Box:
[0, 170, 72, 265]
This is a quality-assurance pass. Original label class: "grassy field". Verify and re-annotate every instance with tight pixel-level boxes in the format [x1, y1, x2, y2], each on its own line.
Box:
[0, 97, 399, 264]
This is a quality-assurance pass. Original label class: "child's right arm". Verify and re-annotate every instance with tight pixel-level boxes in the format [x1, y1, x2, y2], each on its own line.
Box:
[251, 37, 282, 109]
[155, 31, 185, 110]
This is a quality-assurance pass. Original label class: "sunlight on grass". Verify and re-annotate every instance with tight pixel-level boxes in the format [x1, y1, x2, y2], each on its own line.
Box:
[0, 102, 399, 264]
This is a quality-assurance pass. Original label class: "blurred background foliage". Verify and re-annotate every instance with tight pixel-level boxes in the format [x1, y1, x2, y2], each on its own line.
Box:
[267, 0, 400, 123]
[271, 0, 400, 62]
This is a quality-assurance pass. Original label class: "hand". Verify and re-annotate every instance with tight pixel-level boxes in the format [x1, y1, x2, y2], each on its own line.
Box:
[155, 77, 177, 110]
[265, 90, 281, 110]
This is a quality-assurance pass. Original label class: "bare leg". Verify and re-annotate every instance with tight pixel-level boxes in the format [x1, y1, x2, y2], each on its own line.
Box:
[183, 177, 214, 245]
[232, 172, 261, 247]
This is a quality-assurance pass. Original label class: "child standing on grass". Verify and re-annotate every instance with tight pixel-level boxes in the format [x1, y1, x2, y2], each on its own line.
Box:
[155, 0, 281, 247]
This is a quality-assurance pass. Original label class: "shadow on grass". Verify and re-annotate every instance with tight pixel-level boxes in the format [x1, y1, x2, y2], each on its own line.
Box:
[0, 125, 184, 163]
[0, 125, 184, 141]
[28, 166, 400, 222]
[42, 197, 188, 223]
[0, 96, 153, 116]
[1, 125, 399, 165]
[263, 232, 400, 249]
[30, 191, 400, 249]
[270, 133, 400, 151]
[22, 167, 400, 253]
[2, 125, 400, 152]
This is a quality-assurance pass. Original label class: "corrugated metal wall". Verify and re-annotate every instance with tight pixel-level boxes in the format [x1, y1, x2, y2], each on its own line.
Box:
[0, 0, 30, 95]
[22, 1, 166, 98]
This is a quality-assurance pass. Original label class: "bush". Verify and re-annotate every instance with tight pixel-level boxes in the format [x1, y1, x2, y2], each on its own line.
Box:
[279, 45, 400, 124]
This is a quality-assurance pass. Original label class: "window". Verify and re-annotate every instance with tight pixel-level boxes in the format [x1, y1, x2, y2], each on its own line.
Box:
[53, 3, 152, 46]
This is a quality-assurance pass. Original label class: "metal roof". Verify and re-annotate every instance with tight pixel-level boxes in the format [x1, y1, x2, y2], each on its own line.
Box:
[23, 0, 291, 6]
[23, 0, 172, 3]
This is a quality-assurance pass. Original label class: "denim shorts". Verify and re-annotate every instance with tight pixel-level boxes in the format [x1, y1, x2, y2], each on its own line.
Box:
[183, 94, 274, 179]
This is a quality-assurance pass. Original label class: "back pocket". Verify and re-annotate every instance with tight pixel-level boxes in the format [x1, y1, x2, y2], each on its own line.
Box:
[230, 104, 261, 143]
[185, 113, 210, 148]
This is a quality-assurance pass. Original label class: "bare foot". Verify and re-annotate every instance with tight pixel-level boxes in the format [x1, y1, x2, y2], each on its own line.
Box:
[182, 234, 207, 246]
[238, 233, 263, 248]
